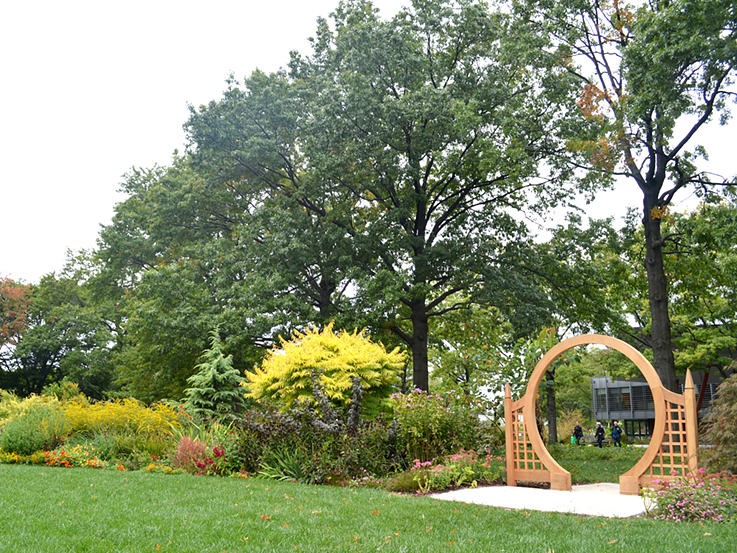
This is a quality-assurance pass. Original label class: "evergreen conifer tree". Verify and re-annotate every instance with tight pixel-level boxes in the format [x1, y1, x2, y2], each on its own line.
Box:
[183, 327, 247, 419]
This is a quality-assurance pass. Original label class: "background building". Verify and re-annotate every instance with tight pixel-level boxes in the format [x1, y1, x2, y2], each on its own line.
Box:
[591, 372, 720, 438]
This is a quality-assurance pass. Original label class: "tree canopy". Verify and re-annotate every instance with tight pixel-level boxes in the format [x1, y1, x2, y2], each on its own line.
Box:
[518, 0, 737, 389]
[186, 0, 599, 390]
[6, 0, 736, 410]
[0, 276, 31, 350]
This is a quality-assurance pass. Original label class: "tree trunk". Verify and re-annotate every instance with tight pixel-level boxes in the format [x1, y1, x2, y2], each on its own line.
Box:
[535, 394, 547, 446]
[642, 192, 678, 392]
[410, 299, 429, 391]
[546, 369, 558, 444]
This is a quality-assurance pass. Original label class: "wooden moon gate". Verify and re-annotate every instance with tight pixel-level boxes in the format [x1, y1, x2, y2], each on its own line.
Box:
[503, 334, 699, 495]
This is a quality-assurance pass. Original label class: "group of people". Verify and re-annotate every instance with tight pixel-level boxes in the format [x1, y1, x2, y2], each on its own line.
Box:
[572, 421, 624, 448]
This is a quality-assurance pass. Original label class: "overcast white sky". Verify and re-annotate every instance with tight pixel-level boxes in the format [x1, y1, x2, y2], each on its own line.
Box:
[2, 0, 734, 284]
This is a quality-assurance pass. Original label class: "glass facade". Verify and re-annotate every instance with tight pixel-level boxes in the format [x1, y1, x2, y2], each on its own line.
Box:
[591, 374, 716, 438]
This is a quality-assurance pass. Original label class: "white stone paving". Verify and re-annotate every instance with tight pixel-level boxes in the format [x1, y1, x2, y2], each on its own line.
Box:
[431, 483, 647, 518]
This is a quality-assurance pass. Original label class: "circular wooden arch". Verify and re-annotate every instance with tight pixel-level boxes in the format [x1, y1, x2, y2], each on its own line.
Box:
[521, 334, 667, 490]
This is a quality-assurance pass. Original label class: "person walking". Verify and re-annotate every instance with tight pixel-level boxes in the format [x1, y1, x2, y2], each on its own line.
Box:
[611, 421, 623, 448]
[573, 422, 584, 445]
[595, 422, 605, 448]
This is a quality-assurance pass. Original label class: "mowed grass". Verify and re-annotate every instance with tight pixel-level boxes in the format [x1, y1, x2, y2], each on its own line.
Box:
[1, 465, 735, 553]
[550, 444, 647, 484]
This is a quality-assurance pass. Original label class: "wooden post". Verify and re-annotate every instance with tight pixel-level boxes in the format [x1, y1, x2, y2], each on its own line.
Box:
[504, 382, 516, 487]
[684, 369, 699, 474]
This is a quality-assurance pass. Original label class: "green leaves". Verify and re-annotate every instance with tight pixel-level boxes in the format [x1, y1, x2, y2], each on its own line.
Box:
[522, 0, 737, 390]
[183, 327, 248, 420]
[624, 0, 737, 135]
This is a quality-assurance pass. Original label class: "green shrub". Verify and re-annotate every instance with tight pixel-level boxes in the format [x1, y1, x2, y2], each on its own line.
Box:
[384, 469, 421, 493]
[198, 421, 248, 474]
[702, 373, 737, 474]
[238, 402, 394, 483]
[476, 417, 505, 450]
[183, 328, 248, 420]
[41, 379, 84, 402]
[79, 430, 173, 464]
[0, 403, 68, 455]
[391, 389, 482, 463]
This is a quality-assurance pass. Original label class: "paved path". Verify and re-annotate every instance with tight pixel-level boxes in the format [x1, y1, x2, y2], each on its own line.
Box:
[431, 483, 647, 518]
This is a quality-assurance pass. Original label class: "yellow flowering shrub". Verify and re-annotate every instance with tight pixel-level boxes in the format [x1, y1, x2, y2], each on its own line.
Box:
[246, 323, 405, 416]
[0, 392, 183, 460]
[61, 398, 183, 438]
[0, 391, 59, 431]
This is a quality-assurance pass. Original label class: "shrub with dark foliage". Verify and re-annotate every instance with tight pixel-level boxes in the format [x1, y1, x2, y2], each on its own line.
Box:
[233, 377, 395, 483]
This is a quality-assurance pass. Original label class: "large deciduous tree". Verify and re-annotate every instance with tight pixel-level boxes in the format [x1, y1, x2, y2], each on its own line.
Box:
[614, 193, 737, 381]
[0, 276, 31, 350]
[95, 160, 276, 401]
[187, 0, 596, 390]
[2, 264, 117, 398]
[519, 0, 737, 390]
[667, 196, 737, 379]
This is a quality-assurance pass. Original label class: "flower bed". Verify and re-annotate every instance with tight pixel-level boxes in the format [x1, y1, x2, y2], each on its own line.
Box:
[643, 469, 737, 523]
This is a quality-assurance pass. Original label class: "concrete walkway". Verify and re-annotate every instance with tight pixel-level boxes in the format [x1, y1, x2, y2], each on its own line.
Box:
[431, 483, 647, 518]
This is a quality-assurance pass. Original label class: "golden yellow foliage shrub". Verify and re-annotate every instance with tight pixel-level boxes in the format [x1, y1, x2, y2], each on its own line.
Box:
[61, 398, 183, 438]
[246, 323, 406, 416]
[0, 391, 59, 431]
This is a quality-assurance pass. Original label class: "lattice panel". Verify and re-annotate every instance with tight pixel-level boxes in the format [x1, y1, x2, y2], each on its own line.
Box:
[646, 400, 690, 477]
[510, 407, 545, 472]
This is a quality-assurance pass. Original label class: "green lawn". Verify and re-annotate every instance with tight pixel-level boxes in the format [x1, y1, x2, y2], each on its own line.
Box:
[549, 444, 647, 484]
[1, 464, 735, 552]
